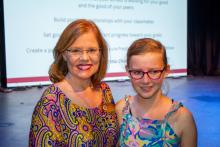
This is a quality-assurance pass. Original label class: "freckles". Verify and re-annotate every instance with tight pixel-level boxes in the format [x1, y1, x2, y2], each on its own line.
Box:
[130, 79, 140, 86]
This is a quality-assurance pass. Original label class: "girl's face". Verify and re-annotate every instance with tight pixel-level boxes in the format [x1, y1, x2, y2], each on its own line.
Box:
[63, 31, 101, 81]
[126, 52, 169, 99]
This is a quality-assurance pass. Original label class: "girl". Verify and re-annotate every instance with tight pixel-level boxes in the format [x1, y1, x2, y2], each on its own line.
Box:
[116, 38, 197, 146]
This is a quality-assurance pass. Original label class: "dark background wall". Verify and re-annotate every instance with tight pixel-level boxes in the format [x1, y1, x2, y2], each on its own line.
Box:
[188, 0, 220, 75]
[0, 1, 7, 87]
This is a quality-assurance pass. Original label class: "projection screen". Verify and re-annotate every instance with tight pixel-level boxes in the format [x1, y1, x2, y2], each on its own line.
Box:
[2, 0, 187, 87]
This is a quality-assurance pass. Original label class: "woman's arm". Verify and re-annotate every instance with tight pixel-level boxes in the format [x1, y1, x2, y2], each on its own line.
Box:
[29, 90, 63, 147]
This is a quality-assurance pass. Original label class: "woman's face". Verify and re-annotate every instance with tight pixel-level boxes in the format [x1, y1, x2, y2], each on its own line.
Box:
[127, 52, 169, 99]
[63, 31, 101, 81]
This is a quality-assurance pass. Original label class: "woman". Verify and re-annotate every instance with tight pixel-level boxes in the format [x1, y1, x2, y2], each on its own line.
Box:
[29, 19, 119, 146]
[116, 38, 197, 146]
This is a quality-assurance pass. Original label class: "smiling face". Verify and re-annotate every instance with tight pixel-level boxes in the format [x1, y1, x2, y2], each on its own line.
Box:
[63, 31, 101, 81]
[127, 52, 169, 99]
[126, 38, 169, 99]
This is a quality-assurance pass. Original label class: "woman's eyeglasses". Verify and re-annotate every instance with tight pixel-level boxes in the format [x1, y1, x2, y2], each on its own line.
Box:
[66, 47, 100, 58]
[128, 67, 166, 80]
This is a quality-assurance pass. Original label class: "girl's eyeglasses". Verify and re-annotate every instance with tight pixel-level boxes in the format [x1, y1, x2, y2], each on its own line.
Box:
[128, 67, 166, 80]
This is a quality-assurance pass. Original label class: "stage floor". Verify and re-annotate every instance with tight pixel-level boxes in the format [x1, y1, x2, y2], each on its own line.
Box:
[0, 76, 219, 146]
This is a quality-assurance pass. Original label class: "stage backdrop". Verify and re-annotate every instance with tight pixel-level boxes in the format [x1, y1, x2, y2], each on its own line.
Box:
[2, 0, 187, 87]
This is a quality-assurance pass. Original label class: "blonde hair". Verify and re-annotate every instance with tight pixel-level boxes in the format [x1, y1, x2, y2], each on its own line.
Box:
[127, 38, 167, 67]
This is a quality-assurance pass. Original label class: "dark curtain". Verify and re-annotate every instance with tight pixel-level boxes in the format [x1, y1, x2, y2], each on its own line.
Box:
[188, 0, 220, 75]
[0, 1, 7, 87]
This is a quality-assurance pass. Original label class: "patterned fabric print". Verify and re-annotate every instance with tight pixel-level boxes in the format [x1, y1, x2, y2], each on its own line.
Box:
[119, 98, 182, 147]
[29, 82, 119, 147]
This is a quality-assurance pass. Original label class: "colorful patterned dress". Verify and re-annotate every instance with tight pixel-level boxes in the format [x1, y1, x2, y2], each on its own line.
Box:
[119, 97, 182, 147]
[29, 82, 119, 147]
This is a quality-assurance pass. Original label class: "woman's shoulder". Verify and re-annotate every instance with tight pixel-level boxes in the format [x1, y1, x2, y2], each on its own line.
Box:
[32, 84, 64, 117]
[37, 84, 63, 105]
[100, 81, 110, 90]
[45, 83, 65, 93]
[99, 82, 115, 104]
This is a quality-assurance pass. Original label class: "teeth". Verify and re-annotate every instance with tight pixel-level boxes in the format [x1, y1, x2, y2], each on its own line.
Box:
[141, 86, 152, 91]
[78, 65, 91, 70]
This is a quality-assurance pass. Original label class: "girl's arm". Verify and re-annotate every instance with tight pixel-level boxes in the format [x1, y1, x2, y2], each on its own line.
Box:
[179, 108, 197, 147]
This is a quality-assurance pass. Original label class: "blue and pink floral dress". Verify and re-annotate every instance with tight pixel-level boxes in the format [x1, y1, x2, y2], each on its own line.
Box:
[119, 97, 182, 147]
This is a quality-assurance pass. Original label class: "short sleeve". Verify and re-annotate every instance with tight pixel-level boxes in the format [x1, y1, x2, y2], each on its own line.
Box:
[100, 82, 115, 105]
[29, 86, 64, 147]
